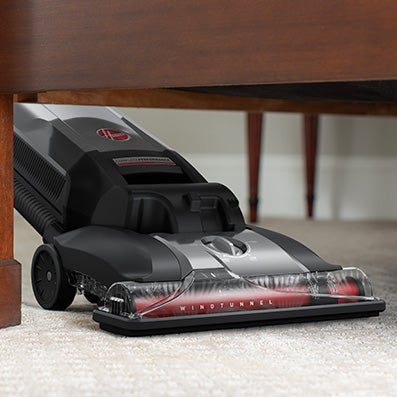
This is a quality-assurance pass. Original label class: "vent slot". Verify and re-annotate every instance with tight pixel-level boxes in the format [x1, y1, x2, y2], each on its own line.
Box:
[14, 133, 66, 202]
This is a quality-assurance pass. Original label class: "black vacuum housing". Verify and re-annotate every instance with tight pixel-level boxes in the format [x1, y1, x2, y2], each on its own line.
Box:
[13, 104, 385, 335]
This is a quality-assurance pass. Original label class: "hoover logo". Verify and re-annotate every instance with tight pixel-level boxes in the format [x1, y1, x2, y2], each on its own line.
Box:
[96, 128, 130, 141]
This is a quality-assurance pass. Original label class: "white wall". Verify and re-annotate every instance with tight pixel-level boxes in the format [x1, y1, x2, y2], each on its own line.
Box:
[120, 108, 397, 220]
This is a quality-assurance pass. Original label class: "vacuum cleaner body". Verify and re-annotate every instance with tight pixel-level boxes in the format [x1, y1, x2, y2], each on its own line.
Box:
[14, 104, 385, 335]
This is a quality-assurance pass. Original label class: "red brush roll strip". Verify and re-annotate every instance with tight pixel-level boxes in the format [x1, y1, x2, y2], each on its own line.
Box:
[134, 277, 362, 318]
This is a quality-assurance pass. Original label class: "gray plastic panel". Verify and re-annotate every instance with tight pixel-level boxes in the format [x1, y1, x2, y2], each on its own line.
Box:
[155, 229, 309, 276]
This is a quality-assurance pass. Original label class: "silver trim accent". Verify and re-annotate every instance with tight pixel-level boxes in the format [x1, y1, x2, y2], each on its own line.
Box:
[154, 229, 309, 276]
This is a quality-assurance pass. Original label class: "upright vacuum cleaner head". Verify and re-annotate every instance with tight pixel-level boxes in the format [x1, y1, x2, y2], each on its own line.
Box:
[14, 104, 385, 335]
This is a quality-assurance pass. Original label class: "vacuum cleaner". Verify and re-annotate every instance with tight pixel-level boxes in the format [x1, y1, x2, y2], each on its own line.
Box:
[13, 103, 385, 335]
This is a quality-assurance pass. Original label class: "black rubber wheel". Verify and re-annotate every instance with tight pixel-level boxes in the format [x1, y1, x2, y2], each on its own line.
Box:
[31, 244, 76, 310]
[84, 292, 100, 304]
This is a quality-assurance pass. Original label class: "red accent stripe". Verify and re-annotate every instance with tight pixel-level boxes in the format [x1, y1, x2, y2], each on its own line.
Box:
[133, 279, 362, 318]
[135, 286, 311, 318]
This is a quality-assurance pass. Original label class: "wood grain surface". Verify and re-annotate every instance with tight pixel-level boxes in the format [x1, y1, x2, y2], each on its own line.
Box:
[0, 96, 20, 329]
[0, 95, 13, 260]
[304, 115, 319, 218]
[14, 88, 397, 116]
[2, 1, 397, 93]
[247, 113, 263, 223]
[0, 260, 21, 328]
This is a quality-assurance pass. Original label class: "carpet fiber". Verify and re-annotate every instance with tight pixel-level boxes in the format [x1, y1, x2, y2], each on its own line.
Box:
[1, 215, 396, 396]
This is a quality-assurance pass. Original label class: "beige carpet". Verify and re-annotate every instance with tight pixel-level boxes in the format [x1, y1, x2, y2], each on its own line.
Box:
[0, 214, 396, 396]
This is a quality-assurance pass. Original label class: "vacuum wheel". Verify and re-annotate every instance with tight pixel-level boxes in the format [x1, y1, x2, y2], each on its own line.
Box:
[31, 244, 76, 310]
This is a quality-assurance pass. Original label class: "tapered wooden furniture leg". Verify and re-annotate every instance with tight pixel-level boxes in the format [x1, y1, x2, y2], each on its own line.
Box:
[303, 114, 319, 218]
[0, 95, 21, 329]
[247, 112, 263, 223]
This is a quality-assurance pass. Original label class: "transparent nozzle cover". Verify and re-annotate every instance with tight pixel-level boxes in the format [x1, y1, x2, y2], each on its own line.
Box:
[99, 267, 376, 319]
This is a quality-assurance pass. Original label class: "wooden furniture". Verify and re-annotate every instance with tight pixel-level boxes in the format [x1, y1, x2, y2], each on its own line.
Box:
[0, 95, 21, 329]
[2, 0, 397, 329]
[247, 113, 264, 223]
[304, 115, 319, 219]
[246, 113, 319, 222]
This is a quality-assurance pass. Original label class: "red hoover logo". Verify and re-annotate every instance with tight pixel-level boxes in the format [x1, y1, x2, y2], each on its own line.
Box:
[96, 128, 130, 141]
